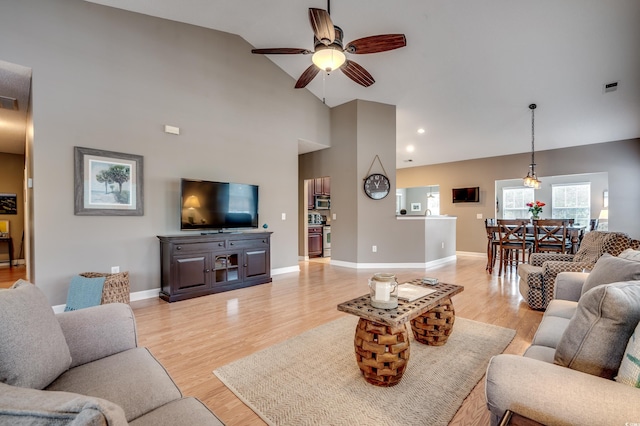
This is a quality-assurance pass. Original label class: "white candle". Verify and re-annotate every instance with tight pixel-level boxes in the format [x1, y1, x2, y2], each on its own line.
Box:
[375, 281, 390, 302]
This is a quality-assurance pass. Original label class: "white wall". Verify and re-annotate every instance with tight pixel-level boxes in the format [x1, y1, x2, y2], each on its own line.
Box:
[0, 0, 330, 304]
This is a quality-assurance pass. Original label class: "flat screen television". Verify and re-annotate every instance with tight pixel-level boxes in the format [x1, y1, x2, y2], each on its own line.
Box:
[180, 178, 258, 231]
[452, 187, 479, 203]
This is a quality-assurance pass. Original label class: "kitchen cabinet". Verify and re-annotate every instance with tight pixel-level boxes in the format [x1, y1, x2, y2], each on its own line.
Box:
[158, 232, 272, 302]
[308, 226, 323, 258]
[307, 180, 315, 210]
[312, 177, 331, 197]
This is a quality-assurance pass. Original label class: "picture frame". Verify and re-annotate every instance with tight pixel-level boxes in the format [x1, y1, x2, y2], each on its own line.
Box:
[74, 146, 144, 216]
[411, 202, 421, 212]
[0, 193, 17, 214]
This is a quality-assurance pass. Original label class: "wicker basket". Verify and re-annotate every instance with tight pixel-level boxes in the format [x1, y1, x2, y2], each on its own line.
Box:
[79, 271, 130, 304]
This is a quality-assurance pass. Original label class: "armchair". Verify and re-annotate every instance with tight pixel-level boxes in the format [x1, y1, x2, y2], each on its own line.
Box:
[486, 252, 640, 425]
[517, 231, 638, 310]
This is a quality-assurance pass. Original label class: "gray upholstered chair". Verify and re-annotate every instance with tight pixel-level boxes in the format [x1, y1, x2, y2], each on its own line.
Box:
[486, 250, 640, 425]
[517, 231, 639, 310]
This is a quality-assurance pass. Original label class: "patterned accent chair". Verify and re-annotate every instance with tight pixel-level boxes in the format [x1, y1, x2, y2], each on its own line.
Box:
[518, 231, 640, 310]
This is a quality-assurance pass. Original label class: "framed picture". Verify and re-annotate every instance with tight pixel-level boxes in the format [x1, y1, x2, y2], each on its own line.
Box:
[74, 147, 144, 216]
[411, 202, 421, 212]
[0, 193, 17, 214]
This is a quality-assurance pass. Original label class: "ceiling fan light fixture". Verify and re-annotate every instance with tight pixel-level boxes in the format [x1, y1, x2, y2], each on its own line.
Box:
[312, 47, 346, 72]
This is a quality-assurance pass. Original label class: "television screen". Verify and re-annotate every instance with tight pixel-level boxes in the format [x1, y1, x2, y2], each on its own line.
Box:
[180, 179, 258, 231]
[452, 187, 479, 203]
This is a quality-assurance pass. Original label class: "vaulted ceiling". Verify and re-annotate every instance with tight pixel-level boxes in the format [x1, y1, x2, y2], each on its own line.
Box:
[2, 1, 639, 168]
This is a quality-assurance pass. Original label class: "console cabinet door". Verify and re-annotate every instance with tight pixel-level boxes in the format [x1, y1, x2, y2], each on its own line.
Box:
[244, 248, 268, 279]
[172, 253, 211, 294]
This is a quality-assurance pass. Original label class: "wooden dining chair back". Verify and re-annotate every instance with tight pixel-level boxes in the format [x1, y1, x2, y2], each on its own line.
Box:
[496, 219, 533, 275]
[533, 219, 571, 254]
[485, 218, 500, 273]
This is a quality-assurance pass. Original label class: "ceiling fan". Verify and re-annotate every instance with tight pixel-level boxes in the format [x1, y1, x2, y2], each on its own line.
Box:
[251, 3, 406, 89]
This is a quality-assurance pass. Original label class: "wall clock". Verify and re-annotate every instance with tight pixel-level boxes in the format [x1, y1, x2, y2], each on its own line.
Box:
[363, 173, 390, 200]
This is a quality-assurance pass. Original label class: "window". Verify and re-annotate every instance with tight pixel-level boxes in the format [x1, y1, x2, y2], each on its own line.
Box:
[552, 183, 590, 227]
[427, 192, 440, 215]
[502, 187, 535, 219]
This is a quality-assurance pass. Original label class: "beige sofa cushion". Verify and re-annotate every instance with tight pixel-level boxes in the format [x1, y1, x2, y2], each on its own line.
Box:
[0, 280, 72, 389]
[554, 281, 640, 379]
[581, 253, 640, 296]
[0, 382, 127, 425]
[47, 347, 182, 422]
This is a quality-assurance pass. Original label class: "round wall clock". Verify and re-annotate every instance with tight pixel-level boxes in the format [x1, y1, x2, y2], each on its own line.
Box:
[363, 173, 391, 200]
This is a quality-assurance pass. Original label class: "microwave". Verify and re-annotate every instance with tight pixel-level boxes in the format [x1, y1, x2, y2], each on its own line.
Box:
[315, 196, 330, 210]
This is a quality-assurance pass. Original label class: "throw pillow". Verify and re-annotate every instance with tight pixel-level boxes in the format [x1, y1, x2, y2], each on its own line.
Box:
[581, 253, 640, 296]
[64, 275, 105, 311]
[0, 280, 72, 389]
[616, 321, 640, 387]
[572, 231, 609, 264]
[619, 248, 640, 263]
[554, 282, 640, 379]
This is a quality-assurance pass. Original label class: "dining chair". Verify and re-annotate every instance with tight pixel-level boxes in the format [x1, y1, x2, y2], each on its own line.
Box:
[496, 219, 533, 276]
[533, 219, 572, 254]
[485, 218, 500, 273]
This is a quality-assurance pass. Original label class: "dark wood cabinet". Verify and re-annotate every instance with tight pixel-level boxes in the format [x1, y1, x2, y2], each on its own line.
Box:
[158, 232, 272, 302]
[307, 180, 315, 210]
[312, 177, 331, 197]
[308, 226, 323, 258]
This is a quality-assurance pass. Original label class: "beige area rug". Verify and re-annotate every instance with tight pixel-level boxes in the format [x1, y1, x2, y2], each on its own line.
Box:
[213, 315, 515, 426]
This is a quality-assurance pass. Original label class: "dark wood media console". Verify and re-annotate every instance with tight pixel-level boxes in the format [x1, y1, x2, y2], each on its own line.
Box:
[157, 232, 272, 302]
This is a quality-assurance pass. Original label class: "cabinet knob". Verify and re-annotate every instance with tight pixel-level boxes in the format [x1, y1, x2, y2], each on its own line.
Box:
[204, 269, 210, 273]
[176, 246, 182, 250]
[244, 264, 247, 267]
[218, 242, 223, 246]
[230, 242, 234, 246]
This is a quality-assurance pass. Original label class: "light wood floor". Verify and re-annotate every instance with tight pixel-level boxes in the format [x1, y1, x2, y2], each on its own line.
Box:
[1, 256, 542, 425]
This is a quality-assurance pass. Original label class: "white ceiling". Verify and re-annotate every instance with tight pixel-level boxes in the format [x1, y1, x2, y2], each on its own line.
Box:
[3, 1, 640, 168]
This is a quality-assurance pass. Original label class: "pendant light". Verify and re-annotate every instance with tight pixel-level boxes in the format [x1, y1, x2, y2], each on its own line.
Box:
[523, 104, 541, 189]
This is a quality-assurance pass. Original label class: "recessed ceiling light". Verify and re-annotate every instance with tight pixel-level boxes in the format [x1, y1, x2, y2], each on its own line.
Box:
[417, 128, 425, 134]
[406, 145, 415, 153]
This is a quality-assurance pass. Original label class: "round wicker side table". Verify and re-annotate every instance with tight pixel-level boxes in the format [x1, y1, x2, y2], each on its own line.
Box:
[354, 318, 410, 387]
[410, 297, 455, 346]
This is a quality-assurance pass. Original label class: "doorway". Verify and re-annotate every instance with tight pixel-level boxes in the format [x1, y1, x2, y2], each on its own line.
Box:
[0, 59, 33, 282]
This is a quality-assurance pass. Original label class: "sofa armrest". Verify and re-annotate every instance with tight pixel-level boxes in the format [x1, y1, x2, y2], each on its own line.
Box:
[56, 303, 138, 368]
[485, 354, 640, 426]
[553, 272, 589, 301]
[530, 253, 574, 267]
[0, 382, 128, 425]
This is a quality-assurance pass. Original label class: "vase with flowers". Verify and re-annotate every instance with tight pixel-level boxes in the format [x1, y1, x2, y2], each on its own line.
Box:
[527, 201, 545, 220]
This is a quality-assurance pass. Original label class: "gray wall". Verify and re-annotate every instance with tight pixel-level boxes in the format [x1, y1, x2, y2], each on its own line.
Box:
[1, 0, 330, 304]
[397, 138, 640, 254]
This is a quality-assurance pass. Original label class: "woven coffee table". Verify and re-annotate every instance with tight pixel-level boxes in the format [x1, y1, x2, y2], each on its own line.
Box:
[337, 279, 464, 387]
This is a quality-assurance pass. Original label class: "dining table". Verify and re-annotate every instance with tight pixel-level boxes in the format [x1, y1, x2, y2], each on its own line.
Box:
[485, 224, 585, 274]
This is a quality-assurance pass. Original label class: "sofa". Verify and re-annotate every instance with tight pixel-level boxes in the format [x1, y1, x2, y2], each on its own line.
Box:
[485, 249, 640, 425]
[518, 231, 639, 310]
[0, 280, 224, 425]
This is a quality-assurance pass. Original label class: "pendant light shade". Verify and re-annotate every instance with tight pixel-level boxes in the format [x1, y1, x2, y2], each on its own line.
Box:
[523, 104, 541, 189]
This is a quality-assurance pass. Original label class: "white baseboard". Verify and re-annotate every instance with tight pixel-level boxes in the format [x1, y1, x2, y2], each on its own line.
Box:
[272, 265, 300, 276]
[330, 255, 457, 269]
[456, 251, 485, 258]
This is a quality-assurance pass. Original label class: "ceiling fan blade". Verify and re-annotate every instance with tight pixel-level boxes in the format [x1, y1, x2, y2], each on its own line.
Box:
[340, 60, 375, 87]
[345, 34, 407, 54]
[295, 64, 321, 89]
[251, 48, 311, 55]
[309, 8, 335, 46]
